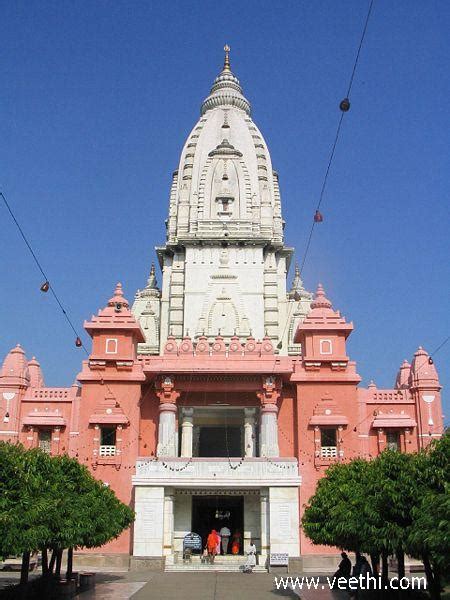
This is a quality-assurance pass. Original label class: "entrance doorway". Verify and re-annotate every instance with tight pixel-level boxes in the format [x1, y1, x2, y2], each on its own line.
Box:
[191, 495, 244, 555]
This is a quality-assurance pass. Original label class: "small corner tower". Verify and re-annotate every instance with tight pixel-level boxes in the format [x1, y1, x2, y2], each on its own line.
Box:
[294, 284, 355, 374]
[82, 283, 146, 372]
[409, 346, 443, 445]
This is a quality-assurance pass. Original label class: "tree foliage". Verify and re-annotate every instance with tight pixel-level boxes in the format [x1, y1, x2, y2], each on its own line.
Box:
[302, 435, 449, 599]
[0, 442, 134, 582]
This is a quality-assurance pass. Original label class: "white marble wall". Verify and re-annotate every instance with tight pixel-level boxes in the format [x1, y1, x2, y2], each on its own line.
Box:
[269, 487, 300, 556]
[133, 486, 165, 557]
[133, 484, 300, 559]
[183, 246, 265, 339]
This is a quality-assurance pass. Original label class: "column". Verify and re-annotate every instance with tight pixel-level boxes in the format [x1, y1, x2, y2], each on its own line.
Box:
[377, 428, 384, 454]
[260, 489, 270, 566]
[163, 488, 175, 556]
[157, 404, 178, 457]
[244, 493, 261, 553]
[260, 404, 279, 457]
[257, 376, 280, 457]
[244, 408, 256, 457]
[156, 377, 179, 457]
[180, 408, 194, 457]
[52, 427, 61, 455]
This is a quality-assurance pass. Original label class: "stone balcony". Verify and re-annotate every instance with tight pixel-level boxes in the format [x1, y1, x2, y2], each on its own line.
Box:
[133, 457, 301, 488]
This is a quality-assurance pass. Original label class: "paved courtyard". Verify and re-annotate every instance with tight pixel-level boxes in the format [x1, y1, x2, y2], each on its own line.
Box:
[72, 571, 349, 600]
[0, 570, 351, 599]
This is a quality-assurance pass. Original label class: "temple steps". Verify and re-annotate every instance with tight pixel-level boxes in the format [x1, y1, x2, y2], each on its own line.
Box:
[165, 555, 267, 572]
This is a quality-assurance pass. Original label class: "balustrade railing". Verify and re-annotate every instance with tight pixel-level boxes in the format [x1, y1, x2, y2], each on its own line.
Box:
[320, 446, 337, 458]
[99, 445, 116, 457]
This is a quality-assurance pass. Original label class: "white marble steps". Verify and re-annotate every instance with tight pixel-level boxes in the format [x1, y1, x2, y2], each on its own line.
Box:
[165, 555, 267, 572]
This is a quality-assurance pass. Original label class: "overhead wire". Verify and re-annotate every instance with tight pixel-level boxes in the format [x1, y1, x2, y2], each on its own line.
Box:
[1, 0, 447, 468]
[298, 0, 375, 276]
[1, 190, 86, 349]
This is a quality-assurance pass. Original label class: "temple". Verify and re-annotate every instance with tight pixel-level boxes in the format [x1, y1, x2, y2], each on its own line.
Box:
[0, 48, 444, 572]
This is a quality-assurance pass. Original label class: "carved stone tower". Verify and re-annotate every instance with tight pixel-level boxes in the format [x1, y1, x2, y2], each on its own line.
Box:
[133, 47, 311, 353]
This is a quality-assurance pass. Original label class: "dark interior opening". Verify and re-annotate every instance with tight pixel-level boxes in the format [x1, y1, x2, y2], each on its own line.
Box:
[191, 495, 244, 555]
[198, 426, 241, 457]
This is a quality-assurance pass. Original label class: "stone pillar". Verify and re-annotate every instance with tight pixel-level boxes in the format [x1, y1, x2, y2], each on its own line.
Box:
[243, 493, 261, 554]
[163, 488, 175, 556]
[260, 489, 270, 566]
[377, 428, 384, 454]
[260, 404, 279, 457]
[157, 404, 177, 457]
[244, 408, 256, 457]
[257, 376, 280, 457]
[52, 427, 60, 455]
[180, 408, 194, 457]
[156, 376, 179, 457]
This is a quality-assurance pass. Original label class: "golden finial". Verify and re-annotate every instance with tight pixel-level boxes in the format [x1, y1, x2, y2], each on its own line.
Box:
[223, 44, 231, 71]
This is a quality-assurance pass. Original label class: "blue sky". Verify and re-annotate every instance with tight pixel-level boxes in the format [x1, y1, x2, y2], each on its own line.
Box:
[1, 1, 449, 420]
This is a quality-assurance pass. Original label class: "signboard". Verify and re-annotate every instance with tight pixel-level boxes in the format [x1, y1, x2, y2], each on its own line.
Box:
[183, 532, 202, 552]
[270, 553, 289, 566]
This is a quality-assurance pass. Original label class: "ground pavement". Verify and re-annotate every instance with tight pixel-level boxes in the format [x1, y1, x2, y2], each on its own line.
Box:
[72, 571, 350, 600]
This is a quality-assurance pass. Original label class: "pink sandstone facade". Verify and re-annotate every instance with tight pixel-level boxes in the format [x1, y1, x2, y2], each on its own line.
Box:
[0, 50, 444, 571]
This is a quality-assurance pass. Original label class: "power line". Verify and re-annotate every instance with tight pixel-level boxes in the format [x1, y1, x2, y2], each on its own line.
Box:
[298, 0, 375, 276]
[1, 190, 87, 350]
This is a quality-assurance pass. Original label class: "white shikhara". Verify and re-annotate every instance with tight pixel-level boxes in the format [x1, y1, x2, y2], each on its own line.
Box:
[132, 50, 312, 354]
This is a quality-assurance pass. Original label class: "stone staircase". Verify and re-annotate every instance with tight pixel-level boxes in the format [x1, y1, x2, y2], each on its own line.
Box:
[165, 554, 267, 573]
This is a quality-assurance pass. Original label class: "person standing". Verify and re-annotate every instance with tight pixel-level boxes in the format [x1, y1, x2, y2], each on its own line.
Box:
[231, 530, 242, 555]
[243, 540, 257, 573]
[219, 525, 231, 555]
[215, 529, 221, 555]
[207, 529, 219, 564]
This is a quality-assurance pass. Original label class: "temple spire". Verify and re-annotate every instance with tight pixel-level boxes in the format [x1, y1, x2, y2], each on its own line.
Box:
[147, 263, 158, 289]
[223, 44, 231, 72]
[201, 44, 250, 115]
[310, 283, 333, 310]
[288, 263, 311, 301]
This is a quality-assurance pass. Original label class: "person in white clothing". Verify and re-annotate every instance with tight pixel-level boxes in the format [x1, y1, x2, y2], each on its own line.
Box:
[219, 525, 231, 555]
[243, 540, 257, 573]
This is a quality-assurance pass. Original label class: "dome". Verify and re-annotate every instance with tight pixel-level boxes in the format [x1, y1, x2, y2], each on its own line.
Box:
[28, 356, 45, 388]
[200, 45, 251, 116]
[0, 344, 30, 387]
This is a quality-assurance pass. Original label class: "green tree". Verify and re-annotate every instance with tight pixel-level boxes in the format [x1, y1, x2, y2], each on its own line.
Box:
[406, 435, 450, 600]
[302, 458, 375, 553]
[367, 450, 419, 579]
[0, 442, 55, 583]
[302, 440, 449, 596]
[0, 442, 134, 584]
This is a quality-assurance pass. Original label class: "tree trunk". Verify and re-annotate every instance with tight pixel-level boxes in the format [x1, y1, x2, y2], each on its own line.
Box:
[41, 547, 49, 576]
[66, 547, 73, 580]
[432, 562, 442, 600]
[55, 548, 63, 579]
[396, 548, 405, 579]
[422, 553, 437, 599]
[370, 553, 379, 576]
[49, 548, 57, 574]
[20, 551, 30, 585]
[381, 551, 389, 589]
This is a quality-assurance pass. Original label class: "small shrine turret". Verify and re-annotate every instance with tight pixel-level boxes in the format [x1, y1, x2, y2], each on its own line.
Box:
[294, 284, 353, 369]
[409, 346, 443, 445]
[28, 356, 45, 388]
[83, 283, 146, 366]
